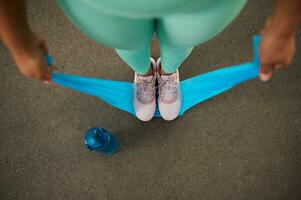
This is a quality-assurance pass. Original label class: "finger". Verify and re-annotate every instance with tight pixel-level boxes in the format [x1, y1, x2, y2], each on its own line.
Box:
[260, 64, 274, 81]
[46, 65, 59, 72]
[41, 69, 52, 81]
[260, 72, 272, 81]
[40, 73, 51, 81]
[275, 63, 284, 71]
[50, 66, 59, 70]
[36, 66, 51, 81]
[45, 65, 54, 72]
[43, 80, 51, 84]
[260, 30, 265, 36]
[260, 63, 274, 74]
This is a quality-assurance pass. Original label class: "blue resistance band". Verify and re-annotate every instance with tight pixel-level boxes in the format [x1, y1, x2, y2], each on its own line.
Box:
[48, 35, 261, 117]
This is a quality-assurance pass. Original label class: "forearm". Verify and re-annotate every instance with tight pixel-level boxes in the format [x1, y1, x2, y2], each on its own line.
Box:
[0, 0, 33, 56]
[270, 0, 301, 36]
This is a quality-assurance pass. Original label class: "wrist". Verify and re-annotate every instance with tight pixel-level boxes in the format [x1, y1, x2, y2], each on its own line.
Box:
[265, 15, 298, 38]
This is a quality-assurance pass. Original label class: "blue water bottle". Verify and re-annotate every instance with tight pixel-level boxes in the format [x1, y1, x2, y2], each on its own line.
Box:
[84, 127, 119, 155]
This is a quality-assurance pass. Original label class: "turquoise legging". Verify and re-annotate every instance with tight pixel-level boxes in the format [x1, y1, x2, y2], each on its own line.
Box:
[59, 0, 246, 74]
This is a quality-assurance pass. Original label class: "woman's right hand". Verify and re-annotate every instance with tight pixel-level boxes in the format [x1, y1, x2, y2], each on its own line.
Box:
[12, 33, 53, 82]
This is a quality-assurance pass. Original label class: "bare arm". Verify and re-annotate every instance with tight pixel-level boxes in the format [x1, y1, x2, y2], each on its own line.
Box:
[0, 0, 51, 81]
[0, 0, 32, 54]
[259, 0, 301, 81]
[270, 0, 301, 36]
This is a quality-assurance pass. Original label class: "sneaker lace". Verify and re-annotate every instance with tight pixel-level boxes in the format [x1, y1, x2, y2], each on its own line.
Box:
[137, 77, 156, 102]
[158, 75, 178, 101]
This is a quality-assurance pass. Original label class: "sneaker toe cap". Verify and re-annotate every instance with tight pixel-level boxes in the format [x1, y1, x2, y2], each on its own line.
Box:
[134, 102, 156, 121]
[135, 109, 155, 121]
[159, 102, 181, 121]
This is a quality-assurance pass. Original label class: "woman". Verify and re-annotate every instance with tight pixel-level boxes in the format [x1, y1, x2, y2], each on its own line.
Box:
[0, 0, 300, 121]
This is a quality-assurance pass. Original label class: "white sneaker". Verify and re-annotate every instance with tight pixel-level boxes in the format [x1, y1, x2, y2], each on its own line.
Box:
[133, 58, 157, 121]
[157, 58, 182, 121]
